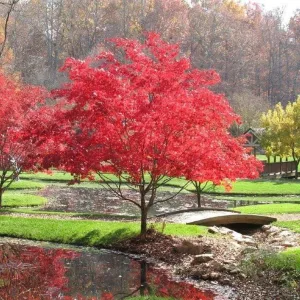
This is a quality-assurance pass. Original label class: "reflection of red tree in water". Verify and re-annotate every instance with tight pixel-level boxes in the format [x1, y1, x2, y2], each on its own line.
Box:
[147, 267, 215, 300]
[0, 244, 78, 300]
[0, 245, 215, 300]
[123, 261, 215, 300]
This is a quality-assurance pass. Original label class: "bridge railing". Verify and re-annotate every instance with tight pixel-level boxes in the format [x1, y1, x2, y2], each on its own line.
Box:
[261, 160, 296, 175]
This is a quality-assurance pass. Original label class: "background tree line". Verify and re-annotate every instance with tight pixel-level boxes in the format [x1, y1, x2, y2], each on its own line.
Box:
[1, 0, 300, 127]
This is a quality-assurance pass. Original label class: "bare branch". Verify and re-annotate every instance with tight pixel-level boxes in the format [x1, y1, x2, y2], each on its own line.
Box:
[0, 0, 19, 58]
[97, 172, 141, 208]
[152, 180, 191, 205]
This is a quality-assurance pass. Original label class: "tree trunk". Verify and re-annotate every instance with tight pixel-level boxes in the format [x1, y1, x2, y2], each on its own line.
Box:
[195, 182, 202, 208]
[196, 190, 201, 208]
[140, 194, 148, 237]
[140, 208, 147, 236]
[140, 260, 147, 296]
[0, 189, 3, 208]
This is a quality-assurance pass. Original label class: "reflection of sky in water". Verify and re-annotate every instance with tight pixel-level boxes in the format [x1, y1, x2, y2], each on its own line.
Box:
[0, 243, 216, 299]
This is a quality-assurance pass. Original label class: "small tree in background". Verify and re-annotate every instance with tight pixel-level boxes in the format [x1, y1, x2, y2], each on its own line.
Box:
[188, 131, 263, 207]
[39, 33, 262, 236]
[0, 70, 46, 207]
[190, 181, 215, 208]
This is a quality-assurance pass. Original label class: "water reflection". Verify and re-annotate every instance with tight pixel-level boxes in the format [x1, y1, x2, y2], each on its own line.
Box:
[0, 243, 77, 299]
[0, 243, 215, 299]
[43, 187, 227, 216]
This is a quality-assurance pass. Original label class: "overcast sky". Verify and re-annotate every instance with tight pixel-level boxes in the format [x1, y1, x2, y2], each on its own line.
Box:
[241, 0, 299, 21]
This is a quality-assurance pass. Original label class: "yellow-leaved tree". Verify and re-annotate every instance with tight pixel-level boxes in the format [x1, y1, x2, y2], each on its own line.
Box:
[261, 97, 300, 178]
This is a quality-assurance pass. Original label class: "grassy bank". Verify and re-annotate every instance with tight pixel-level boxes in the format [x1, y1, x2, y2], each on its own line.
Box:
[20, 171, 191, 188]
[1, 207, 139, 219]
[0, 216, 208, 246]
[234, 203, 300, 215]
[279, 248, 300, 271]
[241, 247, 300, 290]
[18, 171, 300, 196]
[211, 179, 300, 195]
[214, 195, 300, 202]
[21, 171, 74, 181]
[8, 180, 45, 190]
[276, 220, 300, 232]
[2, 193, 46, 207]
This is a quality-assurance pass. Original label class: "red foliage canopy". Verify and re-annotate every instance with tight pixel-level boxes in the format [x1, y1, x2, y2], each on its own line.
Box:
[48, 33, 261, 188]
[0, 71, 46, 198]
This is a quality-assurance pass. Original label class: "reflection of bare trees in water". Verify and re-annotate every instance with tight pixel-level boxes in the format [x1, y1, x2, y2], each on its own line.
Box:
[119, 260, 215, 300]
[65, 252, 212, 300]
[118, 260, 152, 299]
[139, 261, 153, 296]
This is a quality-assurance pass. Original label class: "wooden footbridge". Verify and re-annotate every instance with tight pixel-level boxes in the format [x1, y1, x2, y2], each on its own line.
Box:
[157, 208, 277, 226]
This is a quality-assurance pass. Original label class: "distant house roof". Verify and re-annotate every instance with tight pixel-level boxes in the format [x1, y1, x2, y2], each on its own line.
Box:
[243, 127, 263, 147]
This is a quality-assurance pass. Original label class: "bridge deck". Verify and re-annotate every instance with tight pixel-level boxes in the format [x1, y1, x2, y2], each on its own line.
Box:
[158, 209, 276, 226]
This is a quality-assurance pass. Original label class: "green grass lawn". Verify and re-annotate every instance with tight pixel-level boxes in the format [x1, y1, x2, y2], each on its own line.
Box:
[1, 207, 139, 219]
[276, 220, 300, 232]
[20, 171, 74, 181]
[214, 195, 300, 202]
[234, 203, 300, 214]
[8, 180, 45, 190]
[264, 247, 300, 288]
[241, 247, 300, 289]
[157, 177, 300, 195]
[211, 179, 300, 195]
[19, 170, 300, 196]
[2, 193, 46, 207]
[20, 171, 194, 191]
[0, 216, 208, 246]
[21, 171, 300, 195]
[256, 154, 295, 162]
[279, 247, 300, 271]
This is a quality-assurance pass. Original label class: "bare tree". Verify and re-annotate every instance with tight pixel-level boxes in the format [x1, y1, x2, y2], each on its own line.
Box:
[0, 0, 19, 58]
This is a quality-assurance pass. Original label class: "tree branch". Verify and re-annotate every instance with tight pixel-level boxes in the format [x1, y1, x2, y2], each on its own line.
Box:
[0, 0, 19, 58]
[97, 172, 141, 208]
[153, 180, 191, 205]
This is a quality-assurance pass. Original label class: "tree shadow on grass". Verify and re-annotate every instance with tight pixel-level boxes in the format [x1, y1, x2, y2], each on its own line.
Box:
[271, 180, 295, 185]
[71, 228, 136, 247]
[245, 179, 287, 184]
[100, 228, 136, 246]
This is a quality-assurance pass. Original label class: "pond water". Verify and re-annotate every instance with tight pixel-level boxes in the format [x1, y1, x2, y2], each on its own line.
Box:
[0, 241, 219, 300]
[41, 187, 227, 216]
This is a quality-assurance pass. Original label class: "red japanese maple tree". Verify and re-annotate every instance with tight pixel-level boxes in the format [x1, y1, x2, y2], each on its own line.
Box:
[0, 70, 46, 207]
[46, 33, 262, 235]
